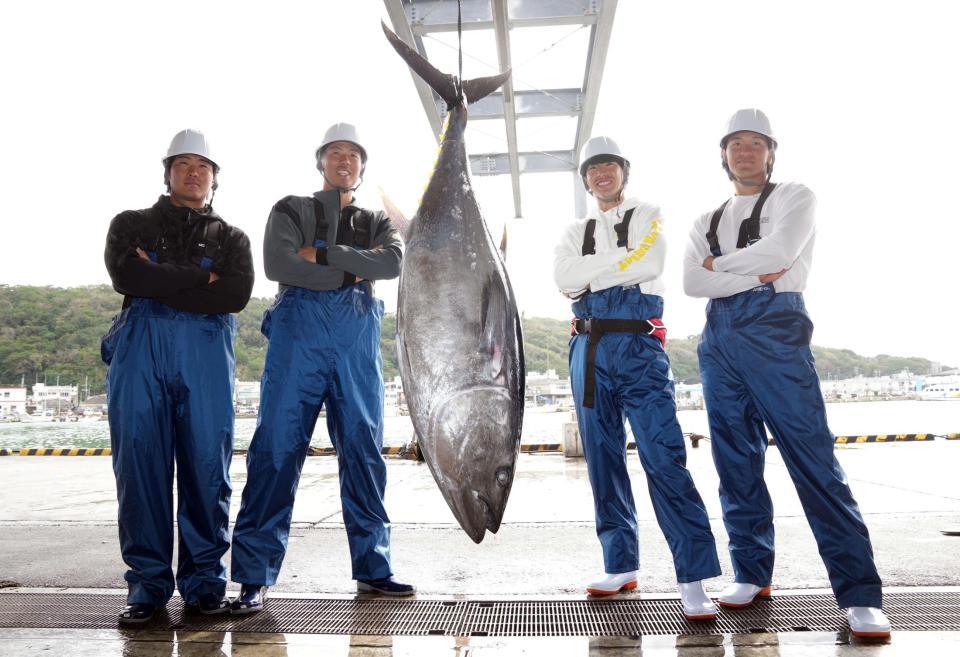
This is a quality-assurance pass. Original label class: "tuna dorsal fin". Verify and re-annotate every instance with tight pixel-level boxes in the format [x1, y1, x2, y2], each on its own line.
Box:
[382, 21, 511, 107]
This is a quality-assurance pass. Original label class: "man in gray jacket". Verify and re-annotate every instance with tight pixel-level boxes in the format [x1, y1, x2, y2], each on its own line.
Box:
[230, 123, 412, 612]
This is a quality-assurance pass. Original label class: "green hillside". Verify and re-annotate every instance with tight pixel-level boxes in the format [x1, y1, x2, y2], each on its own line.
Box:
[0, 285, 947, 395]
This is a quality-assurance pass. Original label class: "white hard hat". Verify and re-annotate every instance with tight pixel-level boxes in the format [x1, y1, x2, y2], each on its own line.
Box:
[721, 109, 777, 148]
[579, 136, 629, 177]
[315, 122, 368, 164]
[163, 129, 218, 170]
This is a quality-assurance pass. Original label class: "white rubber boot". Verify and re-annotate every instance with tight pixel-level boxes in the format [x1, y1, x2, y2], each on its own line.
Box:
[717, 582, 771, 608]
[847, 607, 891, 638]
[586, 571, 638, 597]
[678, 581, 717, 620]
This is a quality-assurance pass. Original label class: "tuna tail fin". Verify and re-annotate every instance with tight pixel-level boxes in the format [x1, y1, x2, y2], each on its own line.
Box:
[381, 21, 510, 107]
[462, 70, 511, 105]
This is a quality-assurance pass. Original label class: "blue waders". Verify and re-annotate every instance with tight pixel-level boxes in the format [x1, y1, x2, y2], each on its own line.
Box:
[570, 287, 720, 581]
[230, 285, 392, 585]
[698, 284, 882, 608]
[102, 298, 236, 606]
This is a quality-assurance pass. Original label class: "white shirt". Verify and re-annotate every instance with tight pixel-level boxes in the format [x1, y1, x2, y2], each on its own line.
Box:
[683, 182, 817, 299]
[554, 197, 667, 298]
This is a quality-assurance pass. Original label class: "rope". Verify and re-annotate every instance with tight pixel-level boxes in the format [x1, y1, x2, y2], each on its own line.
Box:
[457, 0, 463, 86]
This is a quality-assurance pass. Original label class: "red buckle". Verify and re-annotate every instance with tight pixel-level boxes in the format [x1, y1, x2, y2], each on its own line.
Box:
[648, 317, 667, 347]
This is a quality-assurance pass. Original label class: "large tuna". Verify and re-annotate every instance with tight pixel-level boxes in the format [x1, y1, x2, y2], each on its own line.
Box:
[382, 23, 525, 544]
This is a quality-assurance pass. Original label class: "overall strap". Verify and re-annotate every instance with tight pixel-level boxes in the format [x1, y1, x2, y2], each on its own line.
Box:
[706, 200, 730, 257]
[613, 207, 635, 248]
[581, 219, 597, 256]
[312, 197, 329, 247]
[736, 181, 778, 248]
[197, 218, 224, 270]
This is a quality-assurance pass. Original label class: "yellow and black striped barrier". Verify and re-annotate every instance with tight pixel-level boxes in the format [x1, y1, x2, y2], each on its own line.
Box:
[522, 443, 562, 453]
[768, 433, 941, 446]
[834, 433, 933, 444]
[15, 448, 111, 456]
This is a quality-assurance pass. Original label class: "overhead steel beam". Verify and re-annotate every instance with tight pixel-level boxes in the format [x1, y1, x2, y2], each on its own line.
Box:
[405, 0, 599, 33]
[573, 0, 618, 170]
[490, 0, 522, 217]
[412, 14, 596, 33]
[470, 150, 576, 176]
[441, 88, 582, 119]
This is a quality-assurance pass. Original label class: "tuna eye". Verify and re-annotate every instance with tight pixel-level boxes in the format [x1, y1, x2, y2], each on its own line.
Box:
[495, 468, 510, 487]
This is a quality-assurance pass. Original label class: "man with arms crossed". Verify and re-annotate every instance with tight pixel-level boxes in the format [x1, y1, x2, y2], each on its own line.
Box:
[683, 109, 889, 638]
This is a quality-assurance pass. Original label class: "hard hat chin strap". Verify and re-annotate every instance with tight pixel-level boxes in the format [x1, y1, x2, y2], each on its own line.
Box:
[722, 154, 774, 187]
[320, 166, 364, 194]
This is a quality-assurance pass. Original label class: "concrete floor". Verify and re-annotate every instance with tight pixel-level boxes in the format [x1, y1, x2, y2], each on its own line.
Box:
[1, 441, 959, 654]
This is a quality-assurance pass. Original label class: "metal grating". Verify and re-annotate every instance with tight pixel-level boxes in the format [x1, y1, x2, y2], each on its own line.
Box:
[1, 592, 958, 637]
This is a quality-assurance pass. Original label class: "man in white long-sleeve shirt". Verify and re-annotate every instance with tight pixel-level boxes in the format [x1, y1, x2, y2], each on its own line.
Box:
[554, 136, 720, 621]
[683, 109, 889, 638]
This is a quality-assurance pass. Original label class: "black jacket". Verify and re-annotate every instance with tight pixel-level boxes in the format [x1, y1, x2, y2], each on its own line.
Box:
[104, 195, 254, 314]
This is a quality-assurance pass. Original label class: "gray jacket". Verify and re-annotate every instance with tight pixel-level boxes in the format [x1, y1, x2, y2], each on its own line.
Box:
[263, 192, 403, 291]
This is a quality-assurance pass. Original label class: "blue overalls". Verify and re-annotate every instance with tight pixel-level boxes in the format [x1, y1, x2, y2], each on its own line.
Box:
[698, 284, 882, 608]
[101, 298, 236, 606]
[570, 286, 720, 581]
[230, 284, 392, 585]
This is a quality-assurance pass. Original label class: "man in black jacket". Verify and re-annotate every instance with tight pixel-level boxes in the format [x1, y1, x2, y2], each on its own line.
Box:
[102, 129, 254, 626]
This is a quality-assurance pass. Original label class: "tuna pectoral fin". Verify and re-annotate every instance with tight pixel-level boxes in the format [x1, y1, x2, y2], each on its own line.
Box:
[479, 276, 507, 377]
[382, 21, 511, 106]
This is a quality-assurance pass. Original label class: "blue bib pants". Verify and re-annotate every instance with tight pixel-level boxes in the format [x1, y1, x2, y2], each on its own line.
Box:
[570, 287, 720, 581]
[230, 286, 392, 585]
[698, 285, 882, 608]
[102, 298, 236, 606]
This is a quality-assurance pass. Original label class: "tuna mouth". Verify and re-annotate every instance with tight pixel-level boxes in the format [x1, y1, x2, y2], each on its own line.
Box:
[473, 491, 500, 534]
[454, 488, 497, 544]
[475, 491, 501, 533]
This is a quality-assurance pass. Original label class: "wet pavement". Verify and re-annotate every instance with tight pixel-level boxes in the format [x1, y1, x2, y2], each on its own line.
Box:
[1, 626, 958, 655]
[1, 441, 959, 654]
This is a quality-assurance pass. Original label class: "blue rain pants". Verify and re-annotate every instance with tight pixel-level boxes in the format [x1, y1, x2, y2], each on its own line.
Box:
[101, 298, 236, 606]
[230, 285, 392, 585]
[570, 286, 721, 581]
[698, 284, 882, 608]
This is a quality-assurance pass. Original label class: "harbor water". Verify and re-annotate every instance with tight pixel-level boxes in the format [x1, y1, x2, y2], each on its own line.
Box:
[0, 399, 956, 451]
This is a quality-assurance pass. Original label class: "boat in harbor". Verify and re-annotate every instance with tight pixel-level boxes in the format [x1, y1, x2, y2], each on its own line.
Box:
[919, 373, 960, 401]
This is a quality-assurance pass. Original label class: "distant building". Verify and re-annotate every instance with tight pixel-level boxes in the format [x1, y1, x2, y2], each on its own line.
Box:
[31, 383, 78, 412]
[0, 387, 28, 417]
[234, 381, 260, 409]
[80, 393, 108, 415]
[820, 370, 917, 400]
[675, 383, 704, 410]
[384, 376, 403, 407]
[525, 370, 574, 408]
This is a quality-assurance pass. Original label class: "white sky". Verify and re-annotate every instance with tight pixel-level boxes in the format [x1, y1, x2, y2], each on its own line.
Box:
[1, 1, 958, 367]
